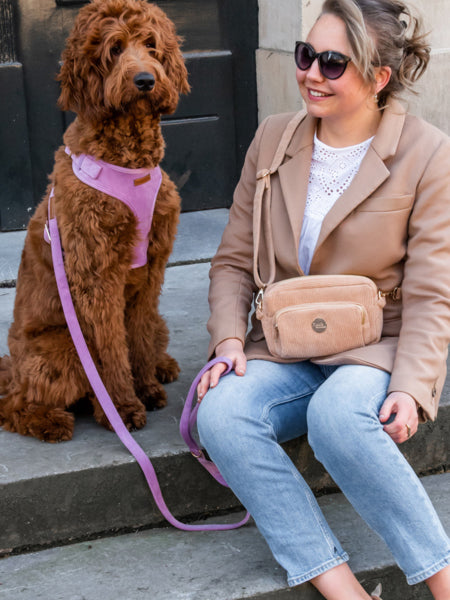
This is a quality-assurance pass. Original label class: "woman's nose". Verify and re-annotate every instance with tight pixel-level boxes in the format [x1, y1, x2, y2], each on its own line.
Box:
[305, 58, 324, 81]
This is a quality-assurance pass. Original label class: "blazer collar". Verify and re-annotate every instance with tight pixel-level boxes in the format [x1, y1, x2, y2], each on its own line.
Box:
[277, 99, 407, 263]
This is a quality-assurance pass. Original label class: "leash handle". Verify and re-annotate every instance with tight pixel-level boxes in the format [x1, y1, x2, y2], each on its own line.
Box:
[179, 356, 233, 486]
[48, 204, 250, 531]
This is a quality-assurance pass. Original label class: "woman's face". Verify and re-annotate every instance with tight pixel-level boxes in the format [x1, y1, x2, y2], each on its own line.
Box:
[296, 13, 376, 126]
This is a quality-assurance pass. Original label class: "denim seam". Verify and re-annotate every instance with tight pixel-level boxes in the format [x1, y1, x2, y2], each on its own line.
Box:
[267, 416, 340, 556]
[287, 552, 349, 587]
[261, 389, 342, 556]
[260, 390, 316, 424]
[406, 552, 450, 585]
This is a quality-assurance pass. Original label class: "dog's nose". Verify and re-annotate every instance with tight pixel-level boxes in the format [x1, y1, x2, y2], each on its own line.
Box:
[133, 72, 155, 92]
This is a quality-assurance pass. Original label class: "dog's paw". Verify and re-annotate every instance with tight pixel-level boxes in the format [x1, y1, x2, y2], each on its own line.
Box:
[93, 396, 147, 431]
[140, 382, 168, 411]
[120, 402, 147, 431]
[155, 354, 180, 384]
[28, 408, 75, 443]
[108, 400, 147, 431]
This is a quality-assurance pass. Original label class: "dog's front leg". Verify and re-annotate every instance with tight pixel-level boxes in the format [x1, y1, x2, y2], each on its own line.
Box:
[125, 174, 181, 408]
[78, 284, 147, 431]
[125, 273, 179, 410]
[61, 205, 147, 432]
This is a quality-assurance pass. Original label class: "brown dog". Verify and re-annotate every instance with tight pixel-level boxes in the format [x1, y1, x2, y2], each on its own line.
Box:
[0, 0, 190, 442]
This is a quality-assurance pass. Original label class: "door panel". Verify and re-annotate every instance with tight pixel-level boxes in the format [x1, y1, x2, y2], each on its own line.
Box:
[162, 51, 236, 210]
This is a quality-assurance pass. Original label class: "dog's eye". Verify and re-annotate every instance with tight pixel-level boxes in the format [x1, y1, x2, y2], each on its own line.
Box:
[145, 40, 156, 51]
[111, 44, 123, 56]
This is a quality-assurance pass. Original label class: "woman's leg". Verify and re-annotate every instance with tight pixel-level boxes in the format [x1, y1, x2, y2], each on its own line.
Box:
[307, 364, 450, 588]
[197, 359, 351, 586]
[426, 564, 450, 599]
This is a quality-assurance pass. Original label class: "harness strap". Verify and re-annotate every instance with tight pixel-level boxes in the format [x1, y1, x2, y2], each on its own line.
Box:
[45, 149, 162, 270]
[48, 197, 250, 531]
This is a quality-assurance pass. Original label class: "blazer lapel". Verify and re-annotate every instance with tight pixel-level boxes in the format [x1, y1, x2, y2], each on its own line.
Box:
[313, 99, 407, 255]
[277, 114, 316, 252]
[314, 146, 390, 249]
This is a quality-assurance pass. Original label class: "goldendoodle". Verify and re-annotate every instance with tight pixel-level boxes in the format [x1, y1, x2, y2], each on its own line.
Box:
[0, 0, 190, 442]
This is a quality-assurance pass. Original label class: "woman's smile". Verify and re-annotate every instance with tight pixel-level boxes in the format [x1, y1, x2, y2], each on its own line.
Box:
[308, 88, 333, 99]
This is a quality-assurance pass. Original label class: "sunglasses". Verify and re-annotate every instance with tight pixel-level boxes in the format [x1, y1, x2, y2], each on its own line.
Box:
[295, 41, 352, 80]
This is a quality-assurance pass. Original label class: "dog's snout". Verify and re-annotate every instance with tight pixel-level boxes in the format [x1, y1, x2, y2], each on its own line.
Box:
[133, 72, 155, 92]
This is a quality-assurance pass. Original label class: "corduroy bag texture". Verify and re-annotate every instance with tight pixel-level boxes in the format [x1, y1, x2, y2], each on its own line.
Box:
[255, 274, 386, 359]
[253, 111, 390, 360]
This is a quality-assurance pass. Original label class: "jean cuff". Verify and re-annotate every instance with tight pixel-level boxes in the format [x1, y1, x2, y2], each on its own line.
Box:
[287, 552, 349, 587]
[406, 553, 450, 585]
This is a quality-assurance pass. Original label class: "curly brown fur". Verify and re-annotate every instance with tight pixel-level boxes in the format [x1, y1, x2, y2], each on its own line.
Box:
[0, 0, 189, 442]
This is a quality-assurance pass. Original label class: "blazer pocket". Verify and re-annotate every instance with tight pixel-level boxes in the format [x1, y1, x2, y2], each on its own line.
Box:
[358, 194, 413, 212]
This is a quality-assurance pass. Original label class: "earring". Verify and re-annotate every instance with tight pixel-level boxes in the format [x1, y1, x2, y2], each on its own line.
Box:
[374, 93, 378, 103]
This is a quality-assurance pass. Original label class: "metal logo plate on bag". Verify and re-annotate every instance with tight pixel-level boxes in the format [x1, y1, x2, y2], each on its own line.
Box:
[312, 318, 327, 333]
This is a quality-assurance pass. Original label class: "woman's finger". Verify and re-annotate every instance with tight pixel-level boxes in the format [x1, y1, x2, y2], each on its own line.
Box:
[234, 352, 247, 376]
[209, 361, 228, 389]
[197, 371, 211, 401]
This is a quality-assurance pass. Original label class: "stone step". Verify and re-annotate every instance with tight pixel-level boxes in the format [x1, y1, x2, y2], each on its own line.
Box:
[0, 208, 231, 286]
[0, 210, 449, 555]
[1, 473, 448, 600]
[1, 265, 449, 555]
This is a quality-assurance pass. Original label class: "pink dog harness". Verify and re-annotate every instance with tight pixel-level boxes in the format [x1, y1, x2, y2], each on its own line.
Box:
[45, 147, 162, 269]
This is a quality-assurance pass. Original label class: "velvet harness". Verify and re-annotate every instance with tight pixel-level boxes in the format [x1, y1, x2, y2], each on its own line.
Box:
[45, 147, 162, 269]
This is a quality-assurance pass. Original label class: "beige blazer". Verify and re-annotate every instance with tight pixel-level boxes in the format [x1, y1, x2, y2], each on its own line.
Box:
[207, 100, 450, 421]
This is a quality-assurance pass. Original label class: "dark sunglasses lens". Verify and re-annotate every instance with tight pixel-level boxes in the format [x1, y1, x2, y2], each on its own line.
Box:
[296, 43, 314, 70]
[319, 53, 348, 79]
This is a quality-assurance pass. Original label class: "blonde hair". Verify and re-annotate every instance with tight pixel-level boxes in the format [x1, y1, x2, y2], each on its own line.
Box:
[320, 0, 431, 107]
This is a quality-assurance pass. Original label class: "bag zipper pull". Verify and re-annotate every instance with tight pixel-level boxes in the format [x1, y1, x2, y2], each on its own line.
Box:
[256, 288, 264, 311]
[378, 286, 401, 300]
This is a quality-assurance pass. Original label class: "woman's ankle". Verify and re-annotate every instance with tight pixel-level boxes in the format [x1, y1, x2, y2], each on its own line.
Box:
[310, 563, 372, 599]
[426, 563, 450, 599]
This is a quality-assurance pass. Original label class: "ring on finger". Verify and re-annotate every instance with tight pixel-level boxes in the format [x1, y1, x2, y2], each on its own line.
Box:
[405, 423, 411, 439]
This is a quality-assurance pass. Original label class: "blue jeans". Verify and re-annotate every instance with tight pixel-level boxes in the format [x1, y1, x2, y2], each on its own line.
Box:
[197, 360, 450, 587]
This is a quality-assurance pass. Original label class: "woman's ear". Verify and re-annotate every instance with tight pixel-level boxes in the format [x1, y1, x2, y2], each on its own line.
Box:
[374, 65, 392, 95]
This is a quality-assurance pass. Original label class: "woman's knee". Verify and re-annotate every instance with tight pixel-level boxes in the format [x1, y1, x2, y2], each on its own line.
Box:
[306, 365, 390, 454]
[197, 374, 254, 449]
[196, 387, 228, 448]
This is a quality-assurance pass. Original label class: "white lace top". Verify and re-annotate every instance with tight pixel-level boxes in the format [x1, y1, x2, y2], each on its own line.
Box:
[298, 132, 373, 274]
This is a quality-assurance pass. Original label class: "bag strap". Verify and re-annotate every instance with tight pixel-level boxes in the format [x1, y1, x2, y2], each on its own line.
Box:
[253, 110, 307, 290]
[48, 195, 250, 531]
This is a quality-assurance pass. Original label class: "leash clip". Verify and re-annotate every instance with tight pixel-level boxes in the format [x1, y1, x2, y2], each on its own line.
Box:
[190, 449, 204, 459]
[44, 222, 51, 242]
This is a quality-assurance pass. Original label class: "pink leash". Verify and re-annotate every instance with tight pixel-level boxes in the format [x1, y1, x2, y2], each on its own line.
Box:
[47, 204, 250, 531]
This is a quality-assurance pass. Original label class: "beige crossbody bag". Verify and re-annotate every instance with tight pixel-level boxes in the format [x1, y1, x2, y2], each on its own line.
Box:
[253, 111, 399, 360]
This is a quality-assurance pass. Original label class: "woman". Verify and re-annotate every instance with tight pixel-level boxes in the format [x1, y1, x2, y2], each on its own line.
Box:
[196, 0, 450, 598]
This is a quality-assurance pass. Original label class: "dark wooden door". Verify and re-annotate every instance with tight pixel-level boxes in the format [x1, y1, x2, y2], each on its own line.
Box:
[0, 0, 258, 230]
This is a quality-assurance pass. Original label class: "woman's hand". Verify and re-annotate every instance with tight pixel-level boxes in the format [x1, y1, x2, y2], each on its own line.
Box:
[379, 391, 419, 443]
[197, 338, 247, 402]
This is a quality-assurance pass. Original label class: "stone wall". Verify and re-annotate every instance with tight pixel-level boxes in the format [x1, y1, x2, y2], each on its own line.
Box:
[256, 0, 450, 134]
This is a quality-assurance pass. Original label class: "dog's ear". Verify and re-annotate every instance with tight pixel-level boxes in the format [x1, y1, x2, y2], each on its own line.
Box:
[57, 7, 106, 120]
[157, 16, 190, 114]
[164, 36, 190, 97]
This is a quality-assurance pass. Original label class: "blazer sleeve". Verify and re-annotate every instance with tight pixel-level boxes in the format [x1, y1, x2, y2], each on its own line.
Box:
[388, 133, 450, 416]
[206, 117, 272, 359]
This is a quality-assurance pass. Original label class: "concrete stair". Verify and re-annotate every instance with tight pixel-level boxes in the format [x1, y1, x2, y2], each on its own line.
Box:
[0, 210, 448, 600]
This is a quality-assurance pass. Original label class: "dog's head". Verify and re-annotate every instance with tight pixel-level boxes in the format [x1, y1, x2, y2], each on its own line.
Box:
[58, 0, 190, 121]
